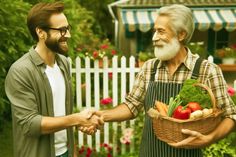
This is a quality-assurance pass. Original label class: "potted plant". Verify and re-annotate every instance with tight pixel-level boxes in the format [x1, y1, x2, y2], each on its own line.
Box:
[215, 45, 236, 64]
[188, 41, 207, 59]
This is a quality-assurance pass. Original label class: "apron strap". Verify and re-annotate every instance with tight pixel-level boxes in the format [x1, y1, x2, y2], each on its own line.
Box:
[150, 59, 160, 81]
[150, 57, 203, 81]
[191, 57, 203, 79]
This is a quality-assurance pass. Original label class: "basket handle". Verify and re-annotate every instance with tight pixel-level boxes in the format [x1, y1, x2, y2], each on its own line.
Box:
[193, 83, 216, 110]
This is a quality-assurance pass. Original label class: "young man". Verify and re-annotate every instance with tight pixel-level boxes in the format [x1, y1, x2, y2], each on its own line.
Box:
[5, 2, 103, 157]
[82, 4, 236, 157]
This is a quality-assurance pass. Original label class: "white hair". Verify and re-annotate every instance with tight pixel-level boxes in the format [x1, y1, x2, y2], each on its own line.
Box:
[157, 4, 195, 44]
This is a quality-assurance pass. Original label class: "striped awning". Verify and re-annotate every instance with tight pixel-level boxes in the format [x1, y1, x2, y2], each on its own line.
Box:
[121, 8, 236, 32]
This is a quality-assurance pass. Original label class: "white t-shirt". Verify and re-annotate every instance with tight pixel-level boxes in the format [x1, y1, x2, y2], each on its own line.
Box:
[45, 62, 67, 156]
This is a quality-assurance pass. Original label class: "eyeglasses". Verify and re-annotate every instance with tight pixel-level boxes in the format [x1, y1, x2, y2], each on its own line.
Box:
[45, 25, 72, 36]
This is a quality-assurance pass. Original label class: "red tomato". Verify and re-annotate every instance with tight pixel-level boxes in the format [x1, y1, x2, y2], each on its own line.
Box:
[187, 102, 202, 112]
[172, 106, 191, 120]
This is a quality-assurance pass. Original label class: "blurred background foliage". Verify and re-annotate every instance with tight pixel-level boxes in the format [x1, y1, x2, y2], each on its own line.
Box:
[0, 0, 33, 127]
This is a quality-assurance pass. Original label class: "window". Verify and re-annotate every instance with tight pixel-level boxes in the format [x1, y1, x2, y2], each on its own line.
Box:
[215, 29, 229, 49]
[207, 29, 229, 54]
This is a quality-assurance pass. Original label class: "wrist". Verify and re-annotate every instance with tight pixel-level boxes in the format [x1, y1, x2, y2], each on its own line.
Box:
[207, 132, 216, 143]
[69, 113, 82, 126]
[98, 110, 109, 122]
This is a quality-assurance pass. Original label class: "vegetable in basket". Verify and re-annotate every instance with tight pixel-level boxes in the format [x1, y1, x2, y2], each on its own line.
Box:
[187, 102, 202, 112]
[179, 79, 212, 109]
[172, 106, 191, 120]
[155, 101, 168, 116]
[167, 95, 182, 117]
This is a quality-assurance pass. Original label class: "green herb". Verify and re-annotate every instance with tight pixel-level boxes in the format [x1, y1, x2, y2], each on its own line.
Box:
[179, 79, 212, 109]
[167, 95, 182, 117]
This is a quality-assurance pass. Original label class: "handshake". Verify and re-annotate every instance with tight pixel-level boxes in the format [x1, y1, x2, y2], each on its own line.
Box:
[75, 108, 104, 135]
[72, 104, 133, 135]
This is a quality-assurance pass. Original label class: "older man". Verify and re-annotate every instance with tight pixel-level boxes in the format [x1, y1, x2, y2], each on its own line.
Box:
[82, 4, 236, 157]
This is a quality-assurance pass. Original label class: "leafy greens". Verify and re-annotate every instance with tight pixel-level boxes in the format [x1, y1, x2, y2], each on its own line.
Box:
[178, 79, 212, 109]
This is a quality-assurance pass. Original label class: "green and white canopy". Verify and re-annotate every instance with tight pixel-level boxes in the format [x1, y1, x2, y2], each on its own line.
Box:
[121, 8, 236, 32]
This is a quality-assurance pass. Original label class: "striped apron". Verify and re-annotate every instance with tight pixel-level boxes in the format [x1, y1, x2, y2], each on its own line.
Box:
[139, 59, 203, 157]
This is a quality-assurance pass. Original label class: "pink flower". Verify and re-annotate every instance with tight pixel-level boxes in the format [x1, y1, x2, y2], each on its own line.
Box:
[120, 136, 131, 145]
[111, 50, 117, 55]
[100, 98, 113, 105]
[228, 87, 235, 96]
[100, 44, 108, 49]
[120, 128, 133, 145]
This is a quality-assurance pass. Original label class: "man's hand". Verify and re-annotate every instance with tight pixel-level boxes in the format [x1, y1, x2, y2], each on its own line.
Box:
[76, 109, 104, 134]
[79, 109, 104, 135]
[168, 129, 213, 149]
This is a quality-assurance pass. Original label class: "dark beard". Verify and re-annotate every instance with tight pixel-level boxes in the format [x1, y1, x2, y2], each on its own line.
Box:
[45, 34, 68, 55]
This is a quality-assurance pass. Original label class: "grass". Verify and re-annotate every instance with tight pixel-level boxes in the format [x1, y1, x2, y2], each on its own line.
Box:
[0, 120, 13, 157]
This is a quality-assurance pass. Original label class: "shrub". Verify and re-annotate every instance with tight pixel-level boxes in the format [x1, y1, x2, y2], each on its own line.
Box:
[0, 0, 33, 128]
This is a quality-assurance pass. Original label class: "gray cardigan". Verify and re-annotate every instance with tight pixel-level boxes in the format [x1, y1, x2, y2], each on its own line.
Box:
[5, 47, 74, 157]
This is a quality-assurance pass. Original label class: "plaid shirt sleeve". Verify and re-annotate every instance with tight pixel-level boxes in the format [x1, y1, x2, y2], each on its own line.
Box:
[205, 62, 236, 121]
[124, 60, 154, 117]
[124, 69, 146, 117]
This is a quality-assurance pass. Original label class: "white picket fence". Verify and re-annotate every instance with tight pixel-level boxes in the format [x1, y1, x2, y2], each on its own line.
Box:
[68, 56, 140, 156]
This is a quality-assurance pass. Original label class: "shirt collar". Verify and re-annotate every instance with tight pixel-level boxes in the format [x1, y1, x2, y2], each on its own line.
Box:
[156, 47, 199, 71]
[29, 46, 64, 67]
[183, 47, 199, 71]
[29, 46, 44, 66]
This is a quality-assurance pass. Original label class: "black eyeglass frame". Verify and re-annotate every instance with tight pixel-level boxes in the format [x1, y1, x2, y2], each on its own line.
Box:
[44, 24, 72, 36]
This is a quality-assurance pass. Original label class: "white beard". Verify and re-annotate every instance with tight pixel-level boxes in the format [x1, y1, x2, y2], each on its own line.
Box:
[154, 37, 180, 61]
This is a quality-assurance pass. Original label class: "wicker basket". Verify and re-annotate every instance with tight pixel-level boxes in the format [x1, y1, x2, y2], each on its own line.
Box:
[152, 83, 224, 144]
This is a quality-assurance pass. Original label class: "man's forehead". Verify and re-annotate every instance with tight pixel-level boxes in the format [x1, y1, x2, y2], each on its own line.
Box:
[48, 13, 68, 27]
[154, 16, 171, 29]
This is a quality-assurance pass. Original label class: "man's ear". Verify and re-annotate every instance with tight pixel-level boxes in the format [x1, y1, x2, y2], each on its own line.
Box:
[178, 31, 187, 42]
[35, 27, 46, 40]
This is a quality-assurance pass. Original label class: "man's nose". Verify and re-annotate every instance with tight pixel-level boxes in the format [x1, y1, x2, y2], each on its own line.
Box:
[152, 31, 160, 41]
[64, 30, 71, 38]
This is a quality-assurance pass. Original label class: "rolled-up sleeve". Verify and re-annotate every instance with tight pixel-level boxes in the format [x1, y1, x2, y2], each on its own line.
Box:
[5, 67, 42, 137]
[124, 67, 147, 117]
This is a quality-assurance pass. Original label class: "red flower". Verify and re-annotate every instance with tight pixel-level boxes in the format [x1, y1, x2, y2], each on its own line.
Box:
[231, 44, 236, 50]
[102, 143, 109, 147]
[78, 146, 85, 154]
[107, 153, 112, 157]
[100, 44, 108, 49]
[111, 50, 116, 55]
[86, 147, 92, 156]
[79, 149, 84, 154]
[108, 72, 112, 79]
[93, 51, 99, 59]
[125, 141, 130, 145]
[100, 98, 113, 105]
[86, 154, 91, 157]
[107, 146, 112, 152]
